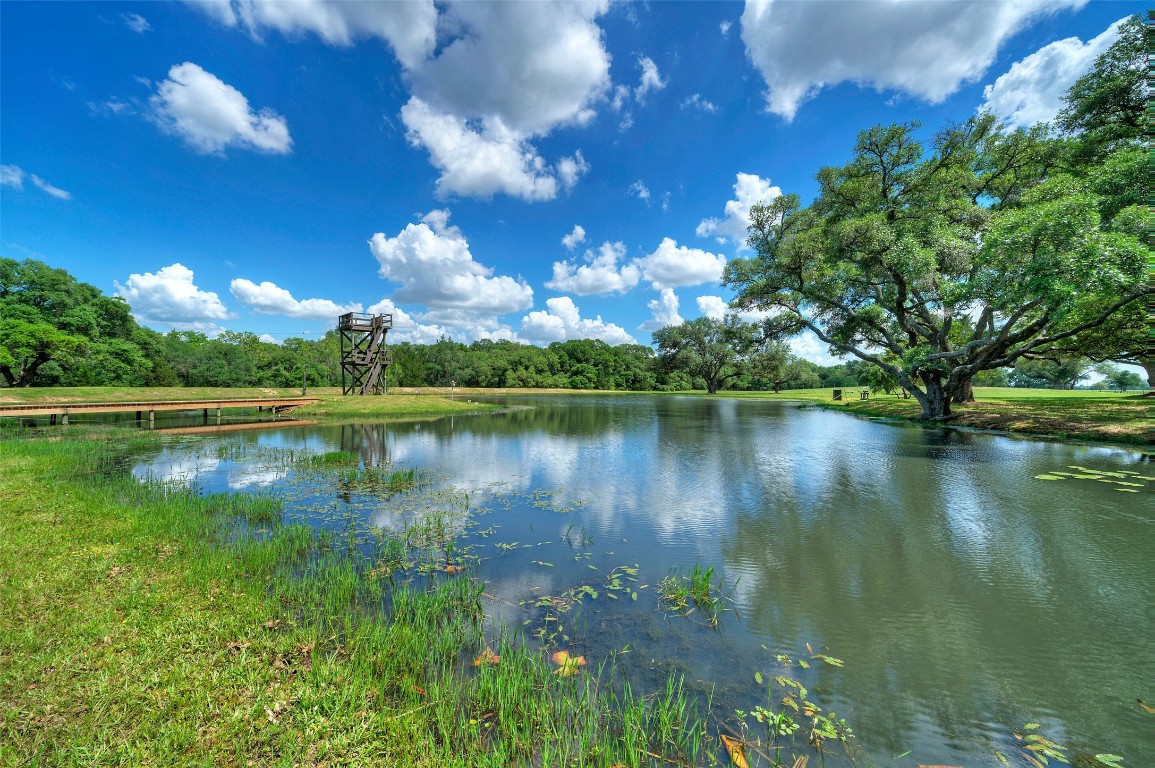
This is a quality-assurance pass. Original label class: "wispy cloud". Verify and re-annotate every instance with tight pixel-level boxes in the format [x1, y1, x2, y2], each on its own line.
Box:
[0, 165, 71, 199]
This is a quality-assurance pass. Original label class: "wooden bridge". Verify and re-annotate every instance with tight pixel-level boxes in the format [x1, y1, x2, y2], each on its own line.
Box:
[0, 397, 319, 426]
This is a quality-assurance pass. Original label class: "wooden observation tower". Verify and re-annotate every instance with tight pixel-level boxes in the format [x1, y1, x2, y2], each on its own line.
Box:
[338, 312, 392, 395]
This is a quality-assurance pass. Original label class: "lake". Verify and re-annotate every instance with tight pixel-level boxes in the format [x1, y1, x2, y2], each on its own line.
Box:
[133, 395, 1150, 767]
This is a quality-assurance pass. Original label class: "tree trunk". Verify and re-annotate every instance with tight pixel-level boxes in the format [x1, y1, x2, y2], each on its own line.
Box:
[1143, 357, 1155, 394]
[916, 374, 952, 420]
[706, 380, 719, 394]
[951, 377, 974, 404]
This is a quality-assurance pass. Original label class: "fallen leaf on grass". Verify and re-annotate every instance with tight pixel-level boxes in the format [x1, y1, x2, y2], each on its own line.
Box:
[720, 734, 750, 768]
[473, 647, 500, 667]
[551, 650, 587, 676]
[264, 700, 286, 724]
[226, 641, 250, 654]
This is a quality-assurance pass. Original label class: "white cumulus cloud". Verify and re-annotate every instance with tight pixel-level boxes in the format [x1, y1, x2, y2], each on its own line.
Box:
[697, 172, 781, 247]
[410, 1, 609, 135]
[630, 180, 651, 203]
[741, 0, 1084, 120]
[519, 296, 635, 345]
[638, 288, 683, 332]
[194, 1, 610, 199]
[556, 150, 590, 192]
[229, 278, 361, 320]
[696, 294, 774, 325]
[150, 62, 292, 154]
[400, 98, 559, 201]
[546, 241, 641, 296]
[981, 17, 1125, 129]
[789, 331, 842, 366]
[696, 295, 730, 321]
[115, 263, 230, 328]
[401, 1, 609, 200]
[366, 297, 450, 344]
[188, 0, 438, 69]
[638, 238, 726, 290]
[561, 224, 587, 251]
[368, 209, 534, 318]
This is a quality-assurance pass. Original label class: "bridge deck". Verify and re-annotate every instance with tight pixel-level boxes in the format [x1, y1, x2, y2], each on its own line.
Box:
[0, 397, 319, 418]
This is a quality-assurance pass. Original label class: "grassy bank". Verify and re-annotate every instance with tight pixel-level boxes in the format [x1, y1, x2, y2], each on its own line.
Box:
[0, 386, 500, 422]
[0, 430, 713, 767]
[1, 385, 1145, 445]
[712, 387, 1150, 446]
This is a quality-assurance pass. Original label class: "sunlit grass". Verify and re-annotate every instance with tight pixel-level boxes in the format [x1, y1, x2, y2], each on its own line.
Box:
[714, 387, 1149, 445]
[0, 429, 716, 766]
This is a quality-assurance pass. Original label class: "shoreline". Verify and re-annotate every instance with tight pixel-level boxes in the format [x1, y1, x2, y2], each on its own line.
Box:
[1, 385, 1146, 448]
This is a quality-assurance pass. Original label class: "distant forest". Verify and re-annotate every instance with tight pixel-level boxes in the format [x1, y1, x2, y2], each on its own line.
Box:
[5, 257, 1119, 393]
[0, 258, 872, 392]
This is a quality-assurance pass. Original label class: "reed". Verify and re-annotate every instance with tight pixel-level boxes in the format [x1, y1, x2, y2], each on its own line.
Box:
[0, 427, 718, 766]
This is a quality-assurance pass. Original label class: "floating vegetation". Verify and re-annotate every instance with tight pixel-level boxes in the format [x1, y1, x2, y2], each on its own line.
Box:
[660, 563, 729, 626]
[735, 648, 854, 762]
[1033, 466, 1150, 490]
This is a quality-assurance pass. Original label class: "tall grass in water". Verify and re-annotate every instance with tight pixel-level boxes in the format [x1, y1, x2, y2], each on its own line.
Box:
[0, 429, 718, 766]
[659, 563, 728, 626]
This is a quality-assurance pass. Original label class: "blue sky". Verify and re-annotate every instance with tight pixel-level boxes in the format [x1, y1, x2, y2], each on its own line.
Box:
[0, 1, 1136, 363]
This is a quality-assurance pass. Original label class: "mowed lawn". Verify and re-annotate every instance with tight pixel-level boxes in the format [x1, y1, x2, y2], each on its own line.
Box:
[717, 387, 1150, 445]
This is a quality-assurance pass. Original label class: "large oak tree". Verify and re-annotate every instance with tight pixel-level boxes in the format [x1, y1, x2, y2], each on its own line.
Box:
[724, 118, 1145, 420]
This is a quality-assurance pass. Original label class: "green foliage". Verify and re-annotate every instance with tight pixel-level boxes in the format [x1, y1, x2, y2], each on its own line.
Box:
[725, 113, 1145, 420]
[1095, 365, 1145, 393]
[1056, 14, 1144, 163]
[652, 315, 759, 394]
[1008, 357, 1090, 390]
[659, 563, 727, 626]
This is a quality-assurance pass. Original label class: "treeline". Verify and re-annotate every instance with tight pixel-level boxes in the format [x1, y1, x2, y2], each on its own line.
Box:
[0, 258, 867, 392]
[0, 257, 1142, 393]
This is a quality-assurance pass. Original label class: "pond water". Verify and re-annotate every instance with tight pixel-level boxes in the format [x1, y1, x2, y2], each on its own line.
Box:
[132, 395, 1150, 767]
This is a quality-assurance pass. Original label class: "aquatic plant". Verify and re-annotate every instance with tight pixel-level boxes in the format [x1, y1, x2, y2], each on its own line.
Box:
[659, 563, 728, 626]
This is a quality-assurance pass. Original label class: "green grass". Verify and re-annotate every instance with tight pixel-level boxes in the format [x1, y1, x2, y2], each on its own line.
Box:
[713, 387, 1150, 445]
[3, 384, 1144, 444]
[0, 428, 716, 767]
[0, 386, 501, 422]
[294, 392, 500, 420]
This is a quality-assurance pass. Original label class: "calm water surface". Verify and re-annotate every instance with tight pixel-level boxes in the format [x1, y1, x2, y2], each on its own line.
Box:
[134, 396, 1151, 766]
